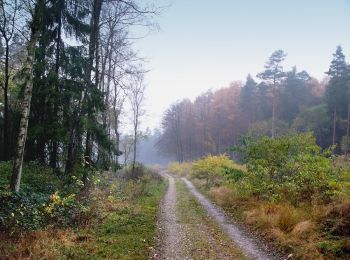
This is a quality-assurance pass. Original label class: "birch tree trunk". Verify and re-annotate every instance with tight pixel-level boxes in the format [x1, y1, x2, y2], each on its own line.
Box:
[11, 25, 38, 192]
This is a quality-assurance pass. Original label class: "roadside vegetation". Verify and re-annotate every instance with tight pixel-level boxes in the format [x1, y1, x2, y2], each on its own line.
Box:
[0, 163, 165, 259]
[168, 162, 192, 177]
[170, 133, 350, 259]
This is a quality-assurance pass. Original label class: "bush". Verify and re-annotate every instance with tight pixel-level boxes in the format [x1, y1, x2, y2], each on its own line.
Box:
[0, 161, 61, 193]
[192, 155, 243, 187]
[0, 161, 96, 232]
[43, 192, 89, 227]
[118, 163, 161, 181]
[189, 134, 337, 204]
[113, 163, 163, 201]
[238, 133, 335, 203]
[0, 191, 47, 231]
[167, 162, 192, 177]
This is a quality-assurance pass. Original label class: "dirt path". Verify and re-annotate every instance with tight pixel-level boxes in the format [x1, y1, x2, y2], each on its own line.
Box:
[152, 173, 281, 260]
[152, 174, 190, 259]
[182, 178, 280, 260]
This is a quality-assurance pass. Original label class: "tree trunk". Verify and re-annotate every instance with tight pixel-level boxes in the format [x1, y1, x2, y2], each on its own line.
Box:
[65, 130, 75, 175]
[84, 132, 92, 160]
[113, 102, 120, 167]
[132, 111, 138, 175]
[11, 28, 37, 192]
[84, 0, 103, 161]
[98, 30, 113, 167]
[332, 107, 337, 148]
[3, 41, 10, 161]
[271, 77, 276, 139]
[346, 103, 350, 157]
[50, 7, 62, 170]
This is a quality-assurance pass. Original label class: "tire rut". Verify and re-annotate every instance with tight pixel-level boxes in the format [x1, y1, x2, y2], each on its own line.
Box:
[152, 174, 190, 259]
[182, 178, 283, 260]
[152, 173, 282, 260]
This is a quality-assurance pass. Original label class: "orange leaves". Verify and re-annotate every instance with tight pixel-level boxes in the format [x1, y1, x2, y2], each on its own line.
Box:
[158, 82, 245, 159]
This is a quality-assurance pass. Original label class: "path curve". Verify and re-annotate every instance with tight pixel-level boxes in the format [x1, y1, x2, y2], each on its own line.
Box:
[182, 178, 280, 260]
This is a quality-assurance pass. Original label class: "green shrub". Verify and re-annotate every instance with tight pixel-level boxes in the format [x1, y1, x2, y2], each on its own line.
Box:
[0, 161, 61, 193]
[118, 163, 147, 180]
[0, 161, 95, 232]
[237, 133, 335, 203]
[223, 167, 245, 182]
[192, 155, 244, 186]
[118, 164, 163, 200]
[0, 190, 47, 231]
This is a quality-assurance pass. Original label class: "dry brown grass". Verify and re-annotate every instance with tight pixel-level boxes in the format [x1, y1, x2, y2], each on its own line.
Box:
[244, 203, 304, 230]
[206, 186, 333, 258]
[242, 201, 350, 259]
[277, 204, 305, 232]
[0, 229, 76, 260]
[209, 186, 236, 207]
[241, 203, 329, 259]
[291, 220, 314, 237]
[199, 180, 350, 258]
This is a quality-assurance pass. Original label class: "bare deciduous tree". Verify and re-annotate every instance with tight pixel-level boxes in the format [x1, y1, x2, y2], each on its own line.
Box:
[128, 73, 145, 174]
[0, 0, 18, 160]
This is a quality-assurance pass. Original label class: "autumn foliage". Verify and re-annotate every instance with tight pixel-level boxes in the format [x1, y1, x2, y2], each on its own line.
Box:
[157, 82, 244, 161]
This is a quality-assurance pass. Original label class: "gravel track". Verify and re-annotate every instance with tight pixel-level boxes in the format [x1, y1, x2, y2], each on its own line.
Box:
[152, 173, 282, 260]
[182, 178, 281, 260]
[152, 174, 191, 259]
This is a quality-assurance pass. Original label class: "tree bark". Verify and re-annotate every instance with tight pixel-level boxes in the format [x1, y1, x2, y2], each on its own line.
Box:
[132, 107, 138, 175]
[11, 27, 38, 192]
[132, 132, 137, 170]
[0, 0, 17, 161]
[84, 0, 103, 161]
[3, 41, 9, 161]
[50, 5, 62, 169]
[332, 107, 337, 148]
[346, 103, 350, 157]
[113, 85, 121, 167]
[271, 76, 276, 139]
[98, 29, 113, 167]
[65, 129, 75, 175]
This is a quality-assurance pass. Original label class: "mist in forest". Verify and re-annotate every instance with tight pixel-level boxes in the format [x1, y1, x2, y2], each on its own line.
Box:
[137, 130, 174, 166]
[1, 1, 350, 259]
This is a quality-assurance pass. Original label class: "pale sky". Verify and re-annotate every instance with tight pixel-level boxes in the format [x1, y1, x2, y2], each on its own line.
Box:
[131, 0, 350, 130]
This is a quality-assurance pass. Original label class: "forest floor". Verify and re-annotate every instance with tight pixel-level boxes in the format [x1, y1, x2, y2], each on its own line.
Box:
[0, 169, 166, 259]
[152, 173, 283, 260]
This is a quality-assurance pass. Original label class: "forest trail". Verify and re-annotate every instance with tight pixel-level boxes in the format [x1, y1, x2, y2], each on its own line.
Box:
[152, 173, 189, 259]
[152, 173, 281, 260]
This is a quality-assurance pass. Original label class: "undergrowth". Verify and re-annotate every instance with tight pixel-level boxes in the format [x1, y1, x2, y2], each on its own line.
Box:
[172, 133, 350, 259]
[0, 162, 165, 259]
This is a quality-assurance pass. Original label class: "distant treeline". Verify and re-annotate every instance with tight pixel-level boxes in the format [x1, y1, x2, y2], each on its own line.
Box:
[157, 47, 349, 161]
